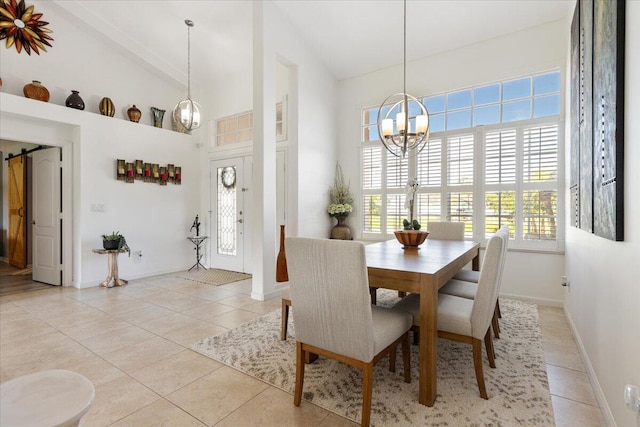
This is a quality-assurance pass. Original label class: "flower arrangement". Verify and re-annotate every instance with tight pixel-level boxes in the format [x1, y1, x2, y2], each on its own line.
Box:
[327, 163, 354, 217]
[403, 178, 421, 230]
[328, 203, 353, 217]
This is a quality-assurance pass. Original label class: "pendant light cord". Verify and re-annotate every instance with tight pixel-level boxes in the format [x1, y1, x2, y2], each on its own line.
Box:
[403, 0, 406, 96]
[186, 19, 194, 100]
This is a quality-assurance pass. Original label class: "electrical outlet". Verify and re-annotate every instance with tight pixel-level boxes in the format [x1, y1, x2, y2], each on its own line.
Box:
[561, 276, 569, 287]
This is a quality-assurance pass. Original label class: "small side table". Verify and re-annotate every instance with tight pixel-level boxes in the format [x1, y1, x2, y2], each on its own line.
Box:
[187, 236, 208, 271]
[92, 249, 129, 287]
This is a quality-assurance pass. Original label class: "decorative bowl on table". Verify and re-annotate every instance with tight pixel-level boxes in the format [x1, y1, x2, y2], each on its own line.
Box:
[394, 230, 429, 249]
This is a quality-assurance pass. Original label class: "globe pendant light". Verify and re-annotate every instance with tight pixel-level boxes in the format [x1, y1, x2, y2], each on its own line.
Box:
[376, 0, 430, 158]
[173, 19, 202, 132]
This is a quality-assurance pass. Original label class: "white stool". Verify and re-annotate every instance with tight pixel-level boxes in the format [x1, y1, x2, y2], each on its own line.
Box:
[0, 369, 95, 427]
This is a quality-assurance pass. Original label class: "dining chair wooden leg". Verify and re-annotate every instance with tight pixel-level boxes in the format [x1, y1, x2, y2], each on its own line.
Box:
[484, 329, 496, 369]
[491, 308, 500, 339]
[402, 333, 411, 383]
[361, 363, 374, 427]
[484, 327, 496, 364]
[472, 338, 488, 400]
[370, 288, 377, 305]
[281, 299, 291, 341]
[389, 343, 397, 372]
[397, 291, 406, 298]
[294, 342, 305, 406]
[497, 299, 502, 318]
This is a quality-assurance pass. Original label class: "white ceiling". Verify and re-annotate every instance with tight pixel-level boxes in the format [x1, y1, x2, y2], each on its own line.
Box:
[52, 0, 573, 87]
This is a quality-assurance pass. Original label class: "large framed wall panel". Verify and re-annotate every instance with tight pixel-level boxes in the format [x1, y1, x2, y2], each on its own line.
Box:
[579, 0, 593, 233]
[569, 5, 580, 228]
[569, 0, 624, 242]
[592, 0, 624, 241]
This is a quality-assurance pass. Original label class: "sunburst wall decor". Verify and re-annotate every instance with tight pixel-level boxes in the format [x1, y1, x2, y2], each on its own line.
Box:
[0, 0, 53, 55]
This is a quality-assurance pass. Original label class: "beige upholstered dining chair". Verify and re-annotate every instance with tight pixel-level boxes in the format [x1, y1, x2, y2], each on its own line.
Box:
[286, 237, 412, 427]
[444, 226, 509, 337]
[426, 221, 465, 240]
[393, 233, 504, 399]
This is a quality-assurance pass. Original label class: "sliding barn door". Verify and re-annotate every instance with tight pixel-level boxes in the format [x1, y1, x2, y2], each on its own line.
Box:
[8, 156, 27, 269]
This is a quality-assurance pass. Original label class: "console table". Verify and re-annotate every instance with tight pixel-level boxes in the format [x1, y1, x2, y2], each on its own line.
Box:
[92, 249, 129, 287]
[187, 236, 208, 271]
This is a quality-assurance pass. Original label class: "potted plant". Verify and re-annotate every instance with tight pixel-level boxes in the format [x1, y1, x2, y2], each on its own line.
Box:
[394, 178, 429, 248]
[102, 231, 125, 250]
[328, 163, 354, 240]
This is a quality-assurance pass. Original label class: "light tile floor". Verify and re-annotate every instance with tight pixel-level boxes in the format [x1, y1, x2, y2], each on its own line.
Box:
[0, 274, 605, 426]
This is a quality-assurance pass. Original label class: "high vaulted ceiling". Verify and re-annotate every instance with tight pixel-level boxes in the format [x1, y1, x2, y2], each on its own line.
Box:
[52, 0, 573, 88]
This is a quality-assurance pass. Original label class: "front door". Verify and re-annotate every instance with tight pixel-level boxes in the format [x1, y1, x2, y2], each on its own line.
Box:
[32, 148, 61, 285]
[8, 155, 27, 269]
[209, 157, 252, 273]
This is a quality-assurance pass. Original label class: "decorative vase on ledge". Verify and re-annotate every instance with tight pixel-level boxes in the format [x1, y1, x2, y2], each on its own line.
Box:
[330, 216, 353, 240]
[65, 90, 85, 110]
[23, 80, 49, 102]
[150, 107, 165, 128]
[127, 105, 141, 123]
[99, 97, 115, 117]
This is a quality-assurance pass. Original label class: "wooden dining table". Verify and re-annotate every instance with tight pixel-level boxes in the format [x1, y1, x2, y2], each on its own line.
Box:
[366, 238, 480, 407]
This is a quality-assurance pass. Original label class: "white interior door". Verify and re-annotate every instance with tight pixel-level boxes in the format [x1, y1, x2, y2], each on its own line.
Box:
[32, 147, 61, 285]
[210, 157, 252, 273]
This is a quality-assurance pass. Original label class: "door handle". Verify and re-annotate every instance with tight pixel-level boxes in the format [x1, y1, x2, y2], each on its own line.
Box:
[238, 219, 243, 223]
[32, 220, 36, 225]
[18, 207, 24, 218]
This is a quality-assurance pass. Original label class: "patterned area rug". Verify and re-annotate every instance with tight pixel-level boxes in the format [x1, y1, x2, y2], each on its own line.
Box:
[192, 291, 554, 426]
[176, 268, 251, 286]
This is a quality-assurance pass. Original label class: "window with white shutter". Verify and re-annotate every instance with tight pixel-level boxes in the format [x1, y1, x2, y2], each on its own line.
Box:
[447, 135, 474, 186]
[484, 130, 517, 238]
[361, 70, 562, 251]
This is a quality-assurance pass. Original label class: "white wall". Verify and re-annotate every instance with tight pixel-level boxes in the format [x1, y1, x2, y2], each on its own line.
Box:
[0, 1, 201, 133]
[565, 2, 640, 426]
[337, 20, 569, 304]
[1, 94, 200, 287]
[265, 3, 338, 240]
[0, 0, 203, 287]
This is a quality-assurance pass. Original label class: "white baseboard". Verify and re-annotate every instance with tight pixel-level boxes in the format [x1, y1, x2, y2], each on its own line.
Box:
[77, 266, 194, 289]
[499, 292, 563, 307]
[564, 308, 617, 427]
[251, 286, 285, 302]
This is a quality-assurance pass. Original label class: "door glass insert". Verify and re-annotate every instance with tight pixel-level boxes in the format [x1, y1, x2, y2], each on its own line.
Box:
[217, 166, 237, 255]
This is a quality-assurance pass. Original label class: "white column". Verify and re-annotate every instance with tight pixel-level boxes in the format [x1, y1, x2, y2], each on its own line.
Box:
[251, 1, 278, 301]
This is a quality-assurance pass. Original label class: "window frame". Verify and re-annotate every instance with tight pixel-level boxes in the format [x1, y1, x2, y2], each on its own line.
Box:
[360, 70, 564, 253]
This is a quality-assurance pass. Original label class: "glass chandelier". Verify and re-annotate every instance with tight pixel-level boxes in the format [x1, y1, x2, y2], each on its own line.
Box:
[173, 19, 202, 132]
[376, 0, 429, 158]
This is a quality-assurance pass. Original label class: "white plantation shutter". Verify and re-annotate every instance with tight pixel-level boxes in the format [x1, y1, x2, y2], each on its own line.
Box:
[523, 190, 557, 240]
[387, 155, 408, 189]
[386, 194, 406, 234]
[485, 130, 516, 185]
[362, 194, 381, 233]
[362, 146, 382, 189]
[485, 191, 515, 237]
[361, 71, 562, 251]
[447, 192, 473, 238]
[416, 193, 441, 223]
[484, 130, 517, 238]
[523, 125, 558, 182]
[447, 135, 474, 186]
[417, 138, 442, 187]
